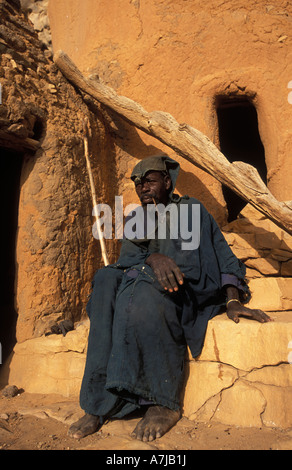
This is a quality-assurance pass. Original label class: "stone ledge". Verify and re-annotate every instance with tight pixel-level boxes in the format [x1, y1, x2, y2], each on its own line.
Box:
[184, 311, 292, 429]
[183, 370, 292, 429]
[0, 321, 89, 397]
[195, 311, 292, 370]
[1, 313, 292, 429]
[246, 278, 292, 311]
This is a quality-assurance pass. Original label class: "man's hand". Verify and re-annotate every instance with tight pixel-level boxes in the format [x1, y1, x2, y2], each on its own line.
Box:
[227, 301, 273, 324]
[145, 253, 184, 292]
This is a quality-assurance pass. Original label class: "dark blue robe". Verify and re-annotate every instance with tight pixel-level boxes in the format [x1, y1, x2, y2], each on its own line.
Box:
[79, 197, 250, 420]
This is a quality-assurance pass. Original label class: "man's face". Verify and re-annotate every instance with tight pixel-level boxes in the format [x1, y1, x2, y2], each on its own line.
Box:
[135, 171, 171, 206]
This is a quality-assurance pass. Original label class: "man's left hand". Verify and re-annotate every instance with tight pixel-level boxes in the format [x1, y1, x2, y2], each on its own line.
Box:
[227, 302, 273, 324]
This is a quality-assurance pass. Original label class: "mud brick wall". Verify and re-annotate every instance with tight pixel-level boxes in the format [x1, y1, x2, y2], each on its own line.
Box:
[0, 0, 117, 348]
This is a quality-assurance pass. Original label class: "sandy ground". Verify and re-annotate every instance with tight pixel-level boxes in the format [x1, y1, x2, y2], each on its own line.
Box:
[0, 391, 292, 452]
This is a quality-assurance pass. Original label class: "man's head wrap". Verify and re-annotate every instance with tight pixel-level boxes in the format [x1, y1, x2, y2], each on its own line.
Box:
[131, 154, 180, 200]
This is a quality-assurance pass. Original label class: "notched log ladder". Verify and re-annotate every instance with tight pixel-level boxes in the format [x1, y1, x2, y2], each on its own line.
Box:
[54, 50, 292, 235]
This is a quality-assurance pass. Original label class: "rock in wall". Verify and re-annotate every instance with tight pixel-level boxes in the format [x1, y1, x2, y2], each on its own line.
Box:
[20, 0, 52, 50]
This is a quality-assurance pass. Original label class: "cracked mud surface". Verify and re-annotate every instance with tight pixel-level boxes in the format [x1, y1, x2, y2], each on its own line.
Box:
[0, 392, 291, 450]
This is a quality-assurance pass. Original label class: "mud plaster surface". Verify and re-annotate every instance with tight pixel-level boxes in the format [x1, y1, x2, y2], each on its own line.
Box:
[0, 392, 291, 451]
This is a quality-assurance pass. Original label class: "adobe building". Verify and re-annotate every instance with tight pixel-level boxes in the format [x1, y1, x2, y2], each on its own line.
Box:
[0, 0, 292, 431]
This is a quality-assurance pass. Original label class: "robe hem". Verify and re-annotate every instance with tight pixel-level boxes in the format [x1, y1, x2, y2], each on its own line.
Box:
[106, 381, 180, 412]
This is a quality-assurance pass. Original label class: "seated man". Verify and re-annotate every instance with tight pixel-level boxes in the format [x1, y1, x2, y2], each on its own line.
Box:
[68, 154, 271, 442]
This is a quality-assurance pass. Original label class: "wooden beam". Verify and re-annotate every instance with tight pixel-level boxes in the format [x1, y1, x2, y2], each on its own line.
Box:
[54, 50, 292, 235]
[0, 130, 40, 152]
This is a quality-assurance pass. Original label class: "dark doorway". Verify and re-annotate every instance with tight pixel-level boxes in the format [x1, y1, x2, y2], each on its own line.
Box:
[0, 149, 23, 363]
[216, 96, 267, 221]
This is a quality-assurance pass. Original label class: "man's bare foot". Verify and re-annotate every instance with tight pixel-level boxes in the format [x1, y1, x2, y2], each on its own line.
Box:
[68, 413, 100, 439]
[131, 406, 181, 442]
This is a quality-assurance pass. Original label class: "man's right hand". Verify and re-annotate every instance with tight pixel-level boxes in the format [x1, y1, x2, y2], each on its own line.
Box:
[145, 253, 184, 292]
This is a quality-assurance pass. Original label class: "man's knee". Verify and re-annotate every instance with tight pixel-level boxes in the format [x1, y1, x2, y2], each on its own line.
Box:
[92, 266, 123, 287]
[86, 267, 123, 319]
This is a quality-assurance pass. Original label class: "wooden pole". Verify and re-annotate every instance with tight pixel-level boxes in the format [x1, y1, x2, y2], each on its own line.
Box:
[83, 119, 109, 266]
[54, 50, 292, 235]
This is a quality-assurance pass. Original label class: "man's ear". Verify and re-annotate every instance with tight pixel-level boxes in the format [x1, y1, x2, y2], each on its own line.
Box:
[164, 175, 171, 191]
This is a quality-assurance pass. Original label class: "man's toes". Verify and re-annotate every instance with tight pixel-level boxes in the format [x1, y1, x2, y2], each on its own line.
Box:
[68, 429, 84, 439]
[154, 429, 162, 440]
[68, 423, 79, 437]
[131, 424, 143, 441]
[142, 428, 150, 442]
[69, 429, 83, 439]
[68, 414, 100, 439]
[148, 429, 158, 441]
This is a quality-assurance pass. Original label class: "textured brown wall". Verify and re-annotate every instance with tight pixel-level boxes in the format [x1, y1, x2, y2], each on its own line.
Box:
[0, 1, 115, 342]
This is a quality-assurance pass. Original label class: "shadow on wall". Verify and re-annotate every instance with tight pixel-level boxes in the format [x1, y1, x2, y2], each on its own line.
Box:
[176, 169, 227, 222]
[102, 109, 227, 222]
